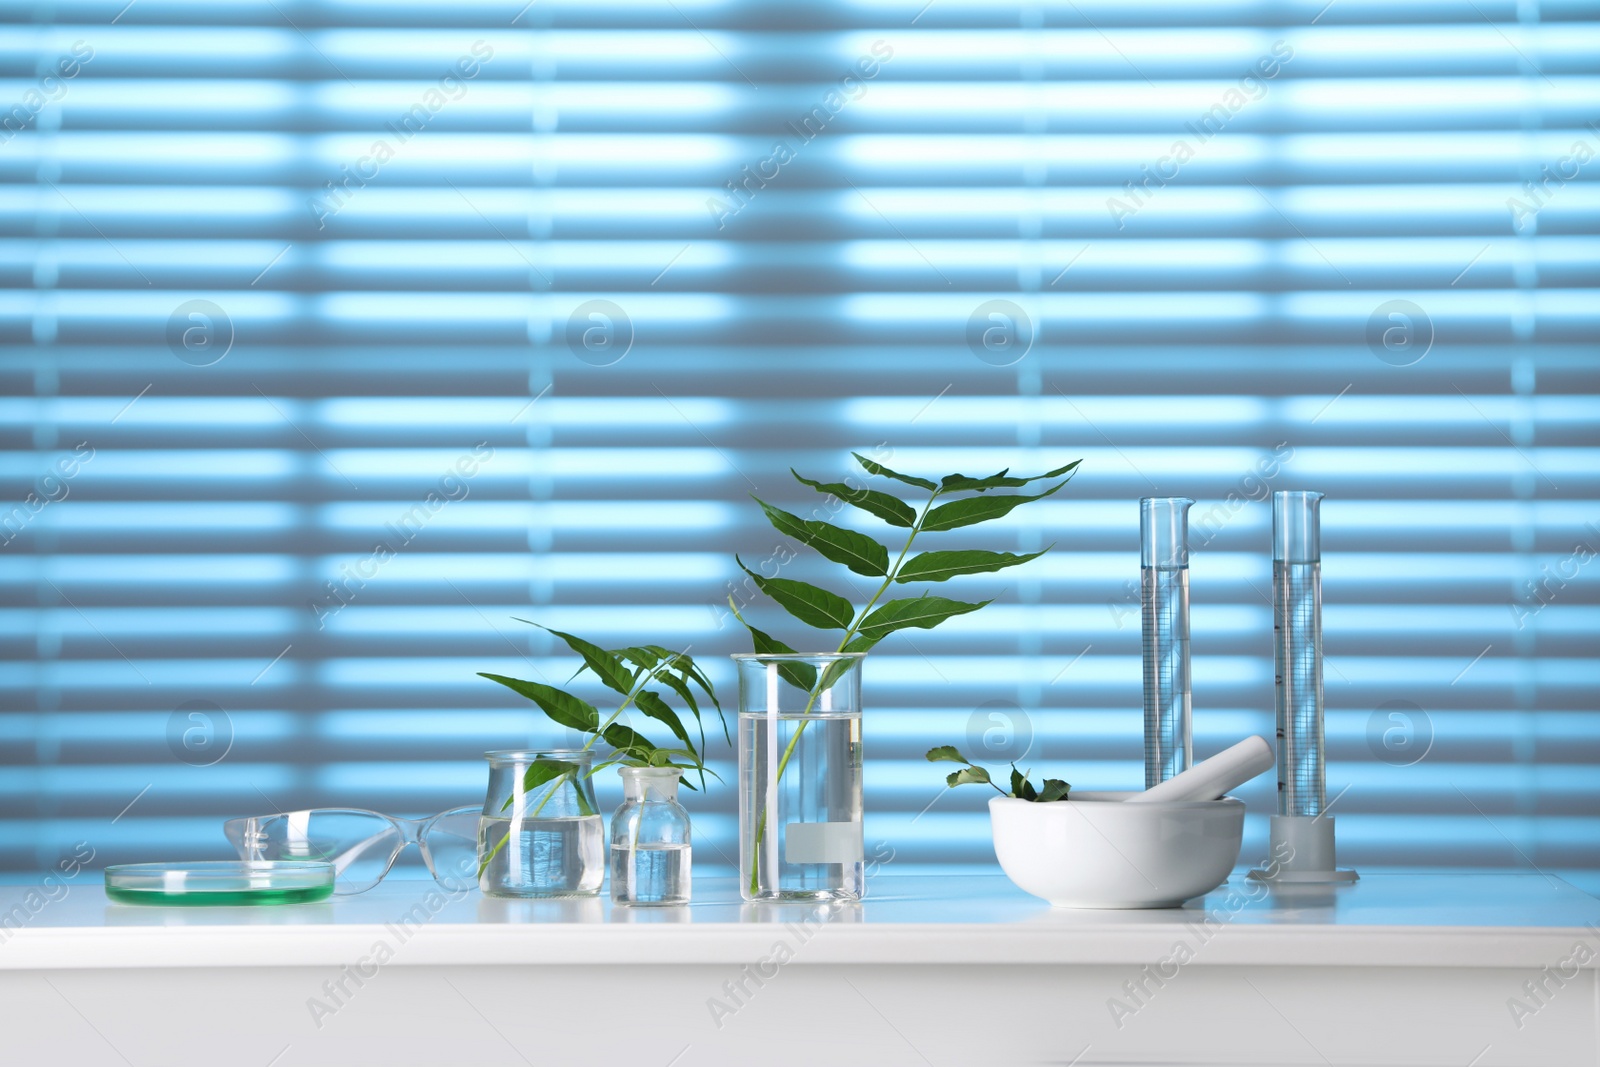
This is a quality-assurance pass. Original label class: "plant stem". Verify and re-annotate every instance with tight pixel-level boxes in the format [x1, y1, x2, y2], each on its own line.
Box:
[747, 487, 941, 896]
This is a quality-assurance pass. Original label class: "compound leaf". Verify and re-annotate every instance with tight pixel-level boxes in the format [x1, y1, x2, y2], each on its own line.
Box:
[478, 673, 599, 734]
[792, 471, 916, 528]
[738, 557, 854, 631]
[921, 481, 1068, 533]
[755, 497, 889, 577]
[895, 548, 1049, 584]
[852, 452, 938, 491]
[857, 595, 988, 642]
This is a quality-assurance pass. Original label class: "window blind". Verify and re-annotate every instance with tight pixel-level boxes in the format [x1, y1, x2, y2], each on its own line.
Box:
[1, 0, 1596, 892]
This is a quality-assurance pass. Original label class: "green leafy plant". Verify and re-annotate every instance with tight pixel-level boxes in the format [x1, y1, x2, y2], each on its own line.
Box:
[476, 623, 726, 875]
[926, 745, 1070, 802]
[733, 451, 1081, 892]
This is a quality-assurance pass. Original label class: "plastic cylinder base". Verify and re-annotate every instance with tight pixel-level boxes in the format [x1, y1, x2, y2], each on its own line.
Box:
[1248, 814, 1359, 884]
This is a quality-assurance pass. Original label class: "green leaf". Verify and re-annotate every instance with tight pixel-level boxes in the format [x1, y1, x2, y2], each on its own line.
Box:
[947, 765, 992, 788]
[921, 480, 1068, 532]
[737, 557, 855, 631]
[852, 452, 938, 491]
[1038, 778, 1071, 803]
[532, 625, 634, 698]
[1009, 765, 1038, 800]
[634, 688, 699, 784]
[602, 722, 658, 761]
[857, 595, 989, 642]
[926, 745, 971, 764]
[895, 548, 1050, 584]
[478, 673, 600, 734]
[518, 761, 595, 818]
[816, 653, 863, 695]
[729, 604, 819, 692]
[792, 471, 916, 528]
[755, 498, 889, 577]
[522, 757, 580, 795]
[938, 460, 1080, 494]
[840, 632, 875, 653]
[645, 647, 720, 710]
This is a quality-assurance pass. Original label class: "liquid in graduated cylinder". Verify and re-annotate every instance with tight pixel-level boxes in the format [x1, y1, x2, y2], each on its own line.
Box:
[609, 842, 691, 905]
[477, 814, 603, 897]
[739, 710, 864, 901]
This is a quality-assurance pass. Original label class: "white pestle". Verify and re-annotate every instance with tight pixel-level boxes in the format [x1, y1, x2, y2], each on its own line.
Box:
[1125, 735, 1275, 804]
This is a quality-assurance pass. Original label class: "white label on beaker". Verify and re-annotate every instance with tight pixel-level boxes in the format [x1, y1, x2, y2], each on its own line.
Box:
[784, 821, 863, 864]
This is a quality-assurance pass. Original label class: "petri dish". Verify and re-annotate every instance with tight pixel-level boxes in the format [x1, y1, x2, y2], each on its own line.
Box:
[105, 861, 335, 906]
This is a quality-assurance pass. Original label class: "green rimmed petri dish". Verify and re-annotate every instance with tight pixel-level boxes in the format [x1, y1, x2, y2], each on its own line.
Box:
[105, 861, 335, 906]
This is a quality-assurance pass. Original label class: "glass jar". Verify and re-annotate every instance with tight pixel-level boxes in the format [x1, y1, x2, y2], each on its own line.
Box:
[609, 767, 691, 906]
[733, 652, 865, 903]
[477, 749, 603, 898]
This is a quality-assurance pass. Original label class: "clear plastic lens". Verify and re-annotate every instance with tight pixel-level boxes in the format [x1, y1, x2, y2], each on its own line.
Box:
[419, 809, 480, 892]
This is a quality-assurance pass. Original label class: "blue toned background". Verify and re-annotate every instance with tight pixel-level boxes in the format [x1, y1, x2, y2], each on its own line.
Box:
[1, 1, 1597, 890]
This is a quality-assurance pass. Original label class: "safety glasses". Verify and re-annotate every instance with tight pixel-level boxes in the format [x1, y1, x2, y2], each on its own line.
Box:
[223, 807, 479, 895]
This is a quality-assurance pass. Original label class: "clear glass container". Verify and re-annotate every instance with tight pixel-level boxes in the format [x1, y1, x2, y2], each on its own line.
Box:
[609, 767, 691, 906]
[1273, 491, 1325, 817]
[104, 861, 334, 906]
[734, 652, 865, 903]
[477, 749, 603, 898]
[1141, 497, 1194, 788]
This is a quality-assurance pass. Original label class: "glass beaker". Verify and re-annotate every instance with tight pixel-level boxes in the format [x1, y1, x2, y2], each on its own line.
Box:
[1141, 497, 1194, 788]
[734, 652, 865, 903]
[609, 767, 691, 906]
[477, 749, 603, 898]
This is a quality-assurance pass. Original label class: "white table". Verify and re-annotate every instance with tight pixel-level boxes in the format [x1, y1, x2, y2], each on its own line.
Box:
[0, 872, 1595, 1066]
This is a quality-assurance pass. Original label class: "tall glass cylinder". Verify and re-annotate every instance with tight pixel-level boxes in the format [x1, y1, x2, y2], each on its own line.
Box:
[477, 749, 603, 898]
[1273, 491, 1325, 817]
[1141, 497, 1194, 788]
[734, 652, 864, 903]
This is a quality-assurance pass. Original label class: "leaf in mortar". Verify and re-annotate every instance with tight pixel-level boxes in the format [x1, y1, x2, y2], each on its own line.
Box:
[1038, 779, 1071, 803]
[737, 557, 854, 631]
[478, 673, 600, 734]
[926, 745, 971, 764]
[851, 452, 938, 491]
[791, 471, 916, 528]
[947, 765, 992, 788]
[921, 480, 1068, 532]
[895, 548, 1050, 584]
[755, 497, 889, 577]
[857, 595, 989, 642]
[938, 460, 1080, 494]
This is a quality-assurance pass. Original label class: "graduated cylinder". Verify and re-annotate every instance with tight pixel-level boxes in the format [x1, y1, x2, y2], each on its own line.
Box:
[734, 652, 865, 903]
[1273, 490, 1325, 817]
[1141, 497, 1193, 788]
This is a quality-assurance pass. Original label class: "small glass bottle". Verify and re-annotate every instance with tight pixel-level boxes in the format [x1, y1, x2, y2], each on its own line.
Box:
[609, 767, 691, 906]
